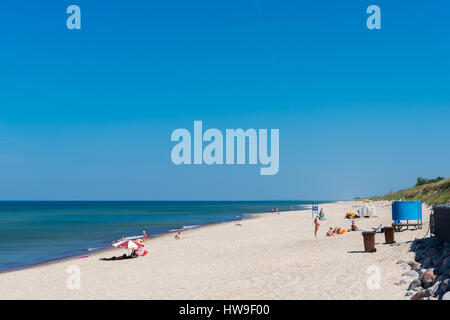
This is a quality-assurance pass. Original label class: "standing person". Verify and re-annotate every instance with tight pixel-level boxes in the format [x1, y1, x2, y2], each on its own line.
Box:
[318, 208, 324, 220]
[314, 217, 320, 238]
[276, 208, 279, 215]
[272, 208, 274, 214]
[142, 230, 148, 240]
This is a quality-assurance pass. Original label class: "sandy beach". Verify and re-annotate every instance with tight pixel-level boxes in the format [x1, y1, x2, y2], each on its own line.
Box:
[0, 200, 430, 299]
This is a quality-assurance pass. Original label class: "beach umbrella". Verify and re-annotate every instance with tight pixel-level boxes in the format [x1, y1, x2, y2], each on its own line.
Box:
[112, 240, 144, 249]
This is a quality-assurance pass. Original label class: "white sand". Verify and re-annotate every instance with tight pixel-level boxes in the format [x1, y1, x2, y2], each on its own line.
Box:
[0, 200, 430, 299]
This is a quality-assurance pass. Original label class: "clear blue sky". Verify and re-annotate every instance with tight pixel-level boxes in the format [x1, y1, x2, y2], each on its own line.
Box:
[0, 1, 449, 200]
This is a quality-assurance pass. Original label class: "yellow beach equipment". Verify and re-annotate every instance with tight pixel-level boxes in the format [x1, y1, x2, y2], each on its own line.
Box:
[345, 212, 359, 218]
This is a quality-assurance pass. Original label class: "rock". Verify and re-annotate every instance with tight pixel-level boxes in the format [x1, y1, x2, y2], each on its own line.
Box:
[436, 275, 446, 283]
[428, 248, 438, 257]
[423, 279, 434, 289]
[399, 279, 408, 285]
[408, 261, 421, 271]
[413, 286, 423, 291]
[441, 292, 450, 300]
[415, 250, 428, 262]
[433, 255, 443, 267]
[397, 259, 406, 264]
[425, 281, 441, 297]
[411, 290, 427, 300]
[401, 263, 410, 270]
[443, 257, 450, 268]
[438, 279, 450, 294]
[408, 279, 422, 291]
[443, 249, 450, 258]
[420, 269, 435, 285]
[403, 270, 419, 278]
[423, 257, 432, 268]
[437, 265, 449, 276]
[405, 290, 414, 296]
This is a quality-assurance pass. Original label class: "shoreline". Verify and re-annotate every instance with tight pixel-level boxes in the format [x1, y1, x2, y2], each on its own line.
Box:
[0, 209, 275, 275]
[0, 200, 430, 299]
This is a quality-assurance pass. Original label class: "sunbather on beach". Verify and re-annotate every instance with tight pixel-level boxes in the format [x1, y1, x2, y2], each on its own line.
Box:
[351, 220, 359, 231]
[99, 253, 137, 261]
[314, 217, 320, 238]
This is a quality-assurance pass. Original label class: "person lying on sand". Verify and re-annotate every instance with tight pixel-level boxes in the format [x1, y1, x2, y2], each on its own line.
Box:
[99, 253, 137, 261]
[175, 232, 181, 240]
[351, 220, 359, 231]
[314, 217, 320, 238]
[335, 227, 348, 234]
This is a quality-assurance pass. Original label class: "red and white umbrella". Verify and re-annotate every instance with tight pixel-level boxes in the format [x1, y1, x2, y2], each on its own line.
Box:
[112, 240, 144, 249]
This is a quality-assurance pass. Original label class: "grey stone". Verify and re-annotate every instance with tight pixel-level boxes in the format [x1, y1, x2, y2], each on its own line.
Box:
[408, 279, 422, 291]
[438, 265, 449, 276]
[402, 270, 419, 278]
[443, 257, 450, 268]
[439, 279, 450, 293]
[433, 255, 443, 267]
[399, 279, 408, 285]
[423, 257, 432, 268]
[397, 259, 406, 264]
[405, 291, 414, 296]
[413, 286, 423, 291]
[428, 248, 438, 257]
[441, 292, 450, 300]
[401, 263, 410, 270]
[415, 250, 427, 262]
[425, 281, 441, 297]
[436, 275, 446, 283]
[423, 279, 434, 289]
[408, 261, 421, 271]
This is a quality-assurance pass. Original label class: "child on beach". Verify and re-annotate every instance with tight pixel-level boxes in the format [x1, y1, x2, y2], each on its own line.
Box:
[314, 217, 320, 238]
[175, 232, 181, 240]
[326, 227, 334, 237]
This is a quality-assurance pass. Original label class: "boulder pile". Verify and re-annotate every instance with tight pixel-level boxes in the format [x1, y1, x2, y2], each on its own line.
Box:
[401, 238, 450, 300]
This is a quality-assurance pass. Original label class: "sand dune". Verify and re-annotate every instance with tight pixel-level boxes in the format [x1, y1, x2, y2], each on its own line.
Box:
[0, 200, 430, 299]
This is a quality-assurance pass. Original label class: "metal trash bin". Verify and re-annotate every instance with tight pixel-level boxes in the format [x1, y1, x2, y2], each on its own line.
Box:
[384, 226, 395, 244]
[362, 231, 376, 253]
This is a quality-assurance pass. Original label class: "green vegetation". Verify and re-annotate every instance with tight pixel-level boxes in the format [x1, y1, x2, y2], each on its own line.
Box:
[415, 176, 445, 187]
[370, 177, 450, 205]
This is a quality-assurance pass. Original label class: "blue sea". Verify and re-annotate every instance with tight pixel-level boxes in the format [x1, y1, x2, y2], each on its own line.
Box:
[0, 201, 324, 272]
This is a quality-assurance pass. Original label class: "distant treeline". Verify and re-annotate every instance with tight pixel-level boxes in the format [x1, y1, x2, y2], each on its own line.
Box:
[415, 176, 445, 187]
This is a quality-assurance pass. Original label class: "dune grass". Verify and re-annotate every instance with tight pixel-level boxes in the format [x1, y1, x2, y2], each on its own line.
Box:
[370, 178, 450, 205]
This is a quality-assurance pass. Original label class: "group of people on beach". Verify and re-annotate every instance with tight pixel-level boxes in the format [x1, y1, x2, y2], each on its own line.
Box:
[314, 211, 359, 238]
[100, 228, 186, 261]
[100, 230, 149, 261]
